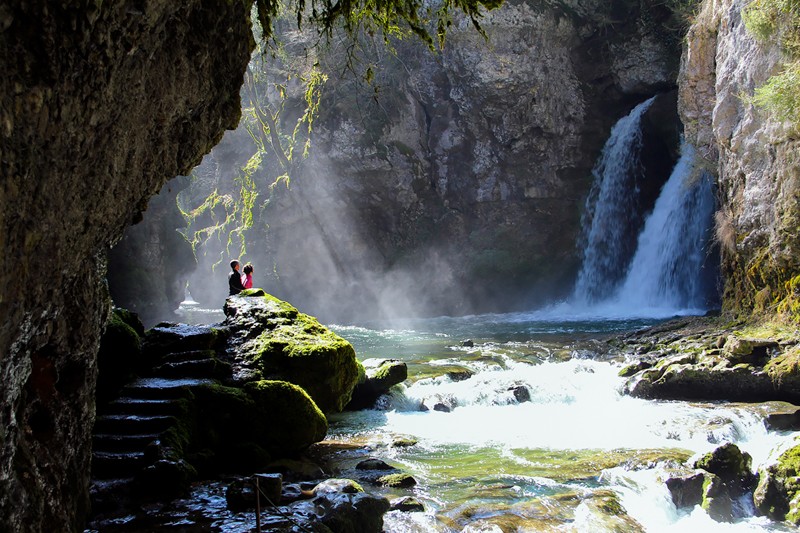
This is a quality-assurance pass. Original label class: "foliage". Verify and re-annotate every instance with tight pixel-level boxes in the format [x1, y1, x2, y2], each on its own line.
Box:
[254, 0, 502, 50]
[743, 0, 800, 127]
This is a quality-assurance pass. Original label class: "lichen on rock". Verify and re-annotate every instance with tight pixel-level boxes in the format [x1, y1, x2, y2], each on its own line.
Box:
[224, 292, 360, 413]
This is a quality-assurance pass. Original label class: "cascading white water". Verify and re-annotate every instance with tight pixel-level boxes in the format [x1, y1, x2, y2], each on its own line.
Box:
[573, 97, 656, 303]
[612, 143, 717, 313]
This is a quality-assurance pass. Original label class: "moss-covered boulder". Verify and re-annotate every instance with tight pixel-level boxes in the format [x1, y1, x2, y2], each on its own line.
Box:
[694, 443, 756, 493]
[347, 358, 408, 410]
[754, 443, 800, 524]
[245, 380, 328, 456]
[224, 293, 359, 413]
[190, 380, 327, 465]
[96, 308, 144, 405]
[701, 473, 733, 523]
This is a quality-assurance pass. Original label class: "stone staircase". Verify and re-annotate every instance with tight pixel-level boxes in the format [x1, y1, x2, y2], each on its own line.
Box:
[90, 325, 230, 514]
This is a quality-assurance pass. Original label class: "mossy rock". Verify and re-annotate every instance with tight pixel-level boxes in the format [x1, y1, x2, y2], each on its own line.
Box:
[225, 294, 360, 413]
[754, 443, 800, 524]
[377, 473, 416, 488]
[96, 308, 144, 405]
[244, 380, 328, 456]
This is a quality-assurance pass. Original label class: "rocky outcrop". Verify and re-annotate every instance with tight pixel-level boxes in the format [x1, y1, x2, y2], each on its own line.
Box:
[0, 2, 254, 531]
[617, 318, 800, 402]
[183, 0, 685, 322]
[754, 443, 800, 524]
[347, 358, 408, 410]
[679, 0, 800, 322]
[223, 290, 361, 413]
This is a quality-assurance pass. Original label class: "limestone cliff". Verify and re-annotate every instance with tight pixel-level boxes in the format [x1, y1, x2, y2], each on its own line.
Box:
[184, 0, 684, 322]
[680, 0, 800, 322]
[0, 2, 253, 531]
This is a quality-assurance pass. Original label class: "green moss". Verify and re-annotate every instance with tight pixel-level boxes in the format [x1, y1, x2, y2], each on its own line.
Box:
[377, 472, 417, 488]
[356, 360, 366, 385]
[96, 308, 144, 405]
[240, 287, 267, 297]
[765, 345, 800, 383]
[245, 380, 328, 455]
[246, 299, 359, 413]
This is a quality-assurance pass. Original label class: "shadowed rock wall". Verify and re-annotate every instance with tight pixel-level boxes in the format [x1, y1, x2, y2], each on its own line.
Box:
[680, 0, 800, 322]
[0, 2, 253, 531]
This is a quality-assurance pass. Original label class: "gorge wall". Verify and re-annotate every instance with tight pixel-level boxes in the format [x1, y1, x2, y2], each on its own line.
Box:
[0, 2, 253, 531]
[680, 0, 800, 323]
[179, 0, 684, 323]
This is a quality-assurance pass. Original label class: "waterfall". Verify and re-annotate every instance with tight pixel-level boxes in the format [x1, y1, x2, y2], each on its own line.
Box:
[612, 143, 717, 312]
[573, 97, 656, 303]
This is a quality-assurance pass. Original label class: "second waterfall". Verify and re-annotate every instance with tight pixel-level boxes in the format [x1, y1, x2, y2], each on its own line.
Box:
[572, 97, 718, 316]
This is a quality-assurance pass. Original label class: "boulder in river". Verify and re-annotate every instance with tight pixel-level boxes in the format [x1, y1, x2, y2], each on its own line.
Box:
[665, 472, 705, 509]
[224, 293, 360, 413]
[347, 358, 408, 410]
[754, 444, 800, 524]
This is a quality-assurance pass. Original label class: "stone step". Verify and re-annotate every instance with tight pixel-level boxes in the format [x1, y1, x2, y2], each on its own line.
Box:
[89, 476, 135, 513]
[152, 358, 232, 380]
[93, 433, 161, 453]
[143, 324, 221, 356]
[93, 414, 176, 435]
[103, 398, 183, 416]
[158, 349, 218, 364]
[91, 451, 145, 479]
[122, 377, 214, 400]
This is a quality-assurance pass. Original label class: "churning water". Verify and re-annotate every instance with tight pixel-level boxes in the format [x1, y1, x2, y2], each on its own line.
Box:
[328, 317, 799, 532]
[572, 99, 718, 319]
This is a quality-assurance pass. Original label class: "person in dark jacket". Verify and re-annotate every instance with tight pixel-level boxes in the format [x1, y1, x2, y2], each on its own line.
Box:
[228, 259, 245, 295]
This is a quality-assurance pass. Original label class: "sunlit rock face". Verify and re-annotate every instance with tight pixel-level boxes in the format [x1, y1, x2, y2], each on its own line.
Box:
[0, 2, 253, 531]
[680, 0, 800, 320]
[185, 0, 682, 322]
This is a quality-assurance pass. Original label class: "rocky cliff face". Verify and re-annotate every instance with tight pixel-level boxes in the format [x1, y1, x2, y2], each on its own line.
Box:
[0, 2, 253, 531]
[185, 0, 683, 322]
[680, 0, 800, 321]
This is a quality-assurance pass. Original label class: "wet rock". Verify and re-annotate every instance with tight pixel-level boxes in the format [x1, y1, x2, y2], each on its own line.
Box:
[581, 491, 645, 532]
[226, 478, 257, 512]
[462, 339, 475, 347]
[665, 472, 705, 509]
[391, 436, 418, 448]
[347, 359, 408, 410]
[701, 473, 733, 523]
[314, 491, 391, 533]
[356, 458, 395, 471]
[376, 473, 417, 488]
[693, 443, 756, 494]
[254, 473, 283, 504]
[754, 444, 800, 524]
[97, 308, 145, 406]
[421, 394, 457, 412]
[618, 360, 653, 377]
[144, 323, 224, 356]
[390, 496, 425, 512]
[223, 294, 360, 413]
[509, 385, 531, 403]
[266, 457, 326, 481]
[313, 478, 364, 495]
[764, 407, 800, 431]
[133, 459, 196, 501]
[722, 336, 776, 365]
[445, 369, 475, 382]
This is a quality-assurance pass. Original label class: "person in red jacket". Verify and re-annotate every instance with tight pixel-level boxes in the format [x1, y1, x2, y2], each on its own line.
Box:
[241, 263, 254, 289]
